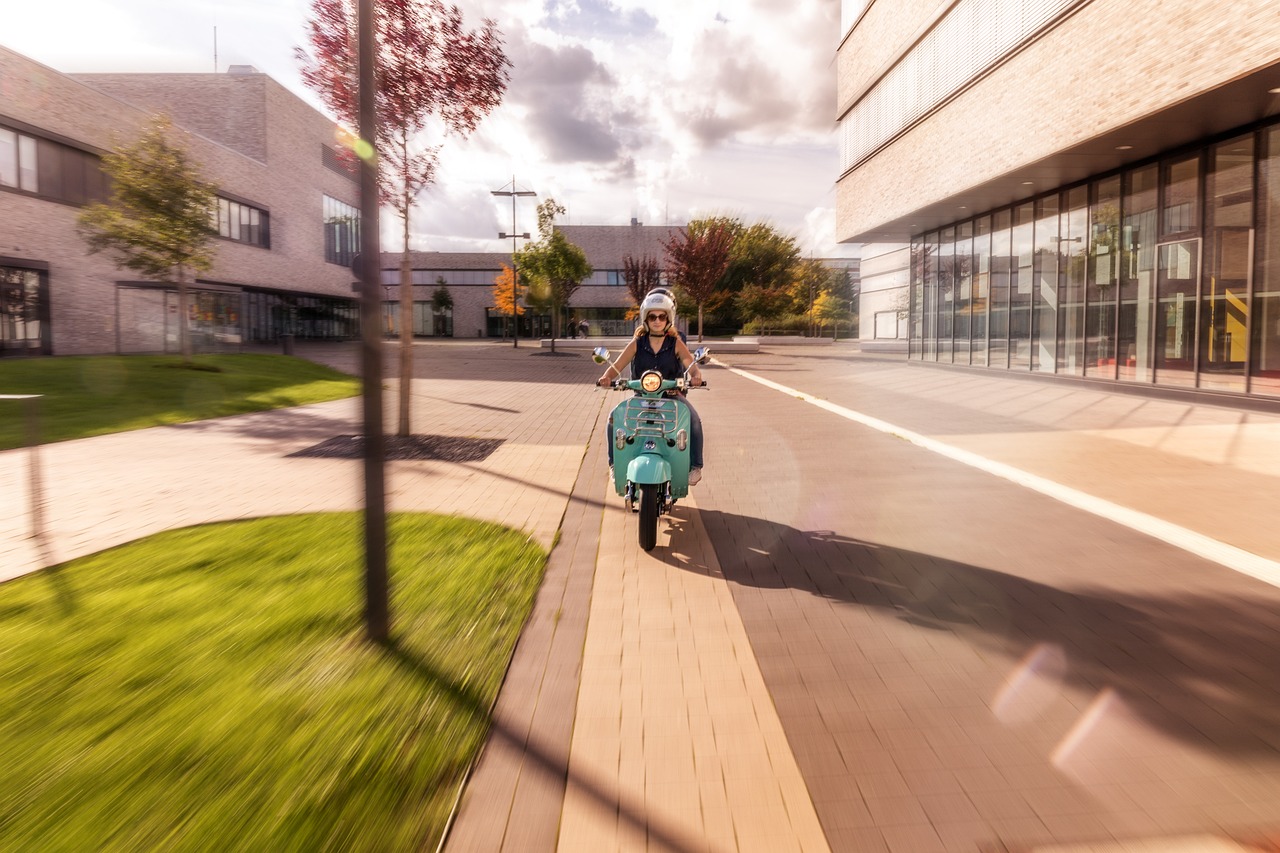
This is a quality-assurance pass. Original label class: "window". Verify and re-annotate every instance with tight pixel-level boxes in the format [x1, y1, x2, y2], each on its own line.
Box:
[1, 265, 47, 354]
[324, 195, 360, 266]
[2, 124, 108, 205]
[211, 196, 270, 248]
[1, 127, 39, 192]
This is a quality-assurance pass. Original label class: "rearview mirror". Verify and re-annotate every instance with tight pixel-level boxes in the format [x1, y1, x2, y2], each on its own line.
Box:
[592, 347, 611, 365]
[692, 347, 710, 364]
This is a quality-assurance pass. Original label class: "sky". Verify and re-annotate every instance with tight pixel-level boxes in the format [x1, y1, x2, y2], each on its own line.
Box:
[6, 0, 857, 258]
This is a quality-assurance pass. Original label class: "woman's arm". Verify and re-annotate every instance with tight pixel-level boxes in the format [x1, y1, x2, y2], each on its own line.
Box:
[675, 338, 704, 385]
[598, 339, 638, 386]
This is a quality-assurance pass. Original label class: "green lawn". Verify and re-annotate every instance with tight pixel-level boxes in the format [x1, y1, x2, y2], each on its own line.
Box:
[0, 354, 360, 450]
[0, 512, 546, 851]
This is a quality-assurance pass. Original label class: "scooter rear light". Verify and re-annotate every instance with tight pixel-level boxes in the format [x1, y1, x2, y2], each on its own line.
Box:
[675, 429, 687, 451]
[615, 429, 626, 450]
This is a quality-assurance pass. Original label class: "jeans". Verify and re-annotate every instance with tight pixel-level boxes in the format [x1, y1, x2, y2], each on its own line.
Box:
[607, 395, 703, 470]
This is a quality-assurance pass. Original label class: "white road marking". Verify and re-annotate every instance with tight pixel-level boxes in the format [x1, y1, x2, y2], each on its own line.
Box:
[721, 363, 1280, 590]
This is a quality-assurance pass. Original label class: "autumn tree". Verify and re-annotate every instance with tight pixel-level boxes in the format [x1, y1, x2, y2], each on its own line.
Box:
[514, 198, 592, 353]
[789, 257, 830, 335]
[662, 218, 734, 342]
[814, 291, 854, 340]
[491, 263, 525, 340]
[78, 115, 217, 363]
[622, 254, 661, 320]
[299, 0, 510, 435]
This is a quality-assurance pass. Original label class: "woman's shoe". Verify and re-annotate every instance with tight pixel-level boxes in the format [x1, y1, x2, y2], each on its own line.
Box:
[689, 468, 702, 486]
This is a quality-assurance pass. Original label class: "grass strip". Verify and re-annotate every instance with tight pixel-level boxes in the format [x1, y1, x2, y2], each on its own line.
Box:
[0, 512, 546, 851]
[0, 354, 359, 450]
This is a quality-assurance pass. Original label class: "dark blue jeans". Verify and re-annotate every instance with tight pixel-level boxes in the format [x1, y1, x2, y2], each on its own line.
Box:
[607, 395, 703, 470]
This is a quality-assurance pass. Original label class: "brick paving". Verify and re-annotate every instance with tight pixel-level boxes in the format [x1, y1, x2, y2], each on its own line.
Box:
[5, 340, 1280, 852]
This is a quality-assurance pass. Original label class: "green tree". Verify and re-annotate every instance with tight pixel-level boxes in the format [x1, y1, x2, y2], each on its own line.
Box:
[735, 284, 790, 328]
[722, 222, 801, 294]
[77, 115, 217, 362]
[514, 198, 592, 353]
[431, 279, 453, 336]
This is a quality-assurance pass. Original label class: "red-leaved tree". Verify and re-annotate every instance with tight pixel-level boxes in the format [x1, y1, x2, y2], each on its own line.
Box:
[298, 0, 510, 435]
[622, 254, 661, 321]
[662, 220, 735, 342]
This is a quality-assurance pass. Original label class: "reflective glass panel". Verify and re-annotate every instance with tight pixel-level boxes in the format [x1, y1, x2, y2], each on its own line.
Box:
[972, 216, 991, 366]
[1118, 168, 1157, 382]
[1087, 177, 1121, 377]
[989, 209, 1012, 369]
[955, 221, 974, 364]
[938, 227, 955, 363]
[1199, 135, 1253, 392]
[1009, 203, 1034, 370]
[1033, 195, 1060, 373]
[1154, 239, 1199, 387]
[1255, 127, 1280, 397]
[1057, 185, 1088, 375]
[909, 238, 924, 357]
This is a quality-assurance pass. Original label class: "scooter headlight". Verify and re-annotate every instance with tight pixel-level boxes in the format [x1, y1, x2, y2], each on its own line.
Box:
[615, 429, 626, 450]
[675, 429, 687, 451]
[640, 370, 663, 393]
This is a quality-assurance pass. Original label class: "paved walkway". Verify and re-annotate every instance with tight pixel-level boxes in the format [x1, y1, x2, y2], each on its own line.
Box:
[4, 340, 1280, 852]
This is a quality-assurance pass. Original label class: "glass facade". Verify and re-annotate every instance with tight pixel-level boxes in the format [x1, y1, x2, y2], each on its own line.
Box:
[909, 118, 1280, 400]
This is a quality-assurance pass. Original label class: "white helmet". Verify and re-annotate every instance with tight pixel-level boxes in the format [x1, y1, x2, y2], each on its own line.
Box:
[639, 290, 676, 324]
[646, 287, 677, 313]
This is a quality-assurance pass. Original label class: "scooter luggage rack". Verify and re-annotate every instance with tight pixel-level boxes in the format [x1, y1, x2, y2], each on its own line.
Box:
[621, 397, 679, 437]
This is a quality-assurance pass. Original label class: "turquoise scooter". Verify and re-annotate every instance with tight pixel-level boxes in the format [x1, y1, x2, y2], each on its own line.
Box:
[593, 346, 709, 551]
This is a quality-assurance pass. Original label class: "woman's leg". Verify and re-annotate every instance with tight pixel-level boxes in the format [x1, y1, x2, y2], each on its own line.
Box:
[680, 396, 703, 470]
[606, 414, 614, 466]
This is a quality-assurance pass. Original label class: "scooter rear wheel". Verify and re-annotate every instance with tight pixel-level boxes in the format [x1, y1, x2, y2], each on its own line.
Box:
[638, 483, 658, 552]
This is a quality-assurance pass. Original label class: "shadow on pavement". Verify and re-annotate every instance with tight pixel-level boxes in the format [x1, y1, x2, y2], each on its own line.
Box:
[379, 638, 702, 853]
[290, 342, 602, 386]
[698, 508, 1280, 758]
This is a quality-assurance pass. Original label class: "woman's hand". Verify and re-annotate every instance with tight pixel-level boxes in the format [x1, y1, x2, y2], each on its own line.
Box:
[598, 375, 615, 387]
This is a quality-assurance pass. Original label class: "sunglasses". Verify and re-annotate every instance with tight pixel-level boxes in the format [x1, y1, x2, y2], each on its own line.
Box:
[648, 313, 668, 322]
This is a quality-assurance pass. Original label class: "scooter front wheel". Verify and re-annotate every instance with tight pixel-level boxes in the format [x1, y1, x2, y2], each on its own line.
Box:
[638, 483, 658, 552]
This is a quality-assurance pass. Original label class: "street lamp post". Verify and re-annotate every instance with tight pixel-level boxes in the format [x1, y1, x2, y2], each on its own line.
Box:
[492, 176, 535, 348]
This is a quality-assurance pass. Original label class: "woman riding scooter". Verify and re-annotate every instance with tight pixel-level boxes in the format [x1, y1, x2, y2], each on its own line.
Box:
[597, 290, 706, 484]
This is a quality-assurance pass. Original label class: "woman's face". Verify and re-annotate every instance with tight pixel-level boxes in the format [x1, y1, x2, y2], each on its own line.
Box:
[645, 311, 668, 332]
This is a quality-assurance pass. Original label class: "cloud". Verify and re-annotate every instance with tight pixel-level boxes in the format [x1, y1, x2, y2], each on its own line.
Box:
[502, 33, 631, 163]
[539, 0, 657, 39]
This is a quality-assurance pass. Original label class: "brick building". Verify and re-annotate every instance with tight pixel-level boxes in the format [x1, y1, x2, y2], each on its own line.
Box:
[1, 45, 360, 356]
[838, 0, 1280, 399]
[380, 223, 683, 340]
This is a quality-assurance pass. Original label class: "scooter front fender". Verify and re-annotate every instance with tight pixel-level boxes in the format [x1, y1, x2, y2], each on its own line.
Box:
[626, 454, 671, 486]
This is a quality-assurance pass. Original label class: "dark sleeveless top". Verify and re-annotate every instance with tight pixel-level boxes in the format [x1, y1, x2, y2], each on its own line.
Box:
[632, 334, 682, 382]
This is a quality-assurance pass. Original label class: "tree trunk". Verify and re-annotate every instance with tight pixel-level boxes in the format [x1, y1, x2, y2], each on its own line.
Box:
[177, 265, 191, 363]
[398, 208, 413, 437]
[550, 292, 557, 354]
[697, 304, 704, 343]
